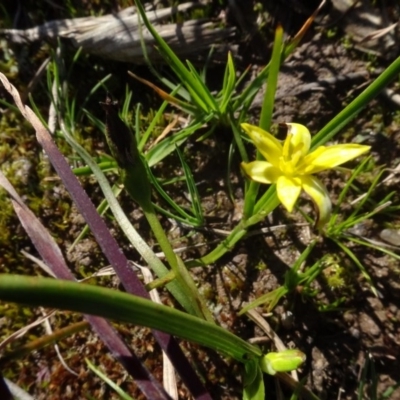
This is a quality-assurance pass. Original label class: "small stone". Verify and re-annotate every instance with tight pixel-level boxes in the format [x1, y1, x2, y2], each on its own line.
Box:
[358, 313, 380, 337]
[350, 327, 360, 339]
[380, 229, 400, 246]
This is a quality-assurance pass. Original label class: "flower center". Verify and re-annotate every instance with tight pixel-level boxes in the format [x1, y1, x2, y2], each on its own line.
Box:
[279, 133, 305, 176]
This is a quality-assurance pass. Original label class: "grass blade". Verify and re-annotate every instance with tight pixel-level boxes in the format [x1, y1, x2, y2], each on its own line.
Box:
[0, 274, 262, 362]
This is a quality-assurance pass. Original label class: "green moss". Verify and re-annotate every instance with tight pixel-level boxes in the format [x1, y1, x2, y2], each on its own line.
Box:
[321, 255, 355, 294]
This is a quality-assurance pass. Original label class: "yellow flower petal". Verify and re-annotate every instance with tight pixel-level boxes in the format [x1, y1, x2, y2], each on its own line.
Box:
[276, 175, 302, 212]
[302, 144, 371, 174]
[241, 161, 281, 184]
[301, 175, 332, 230]
[285, 123, 311, 157]
[241, 123, 282, 167]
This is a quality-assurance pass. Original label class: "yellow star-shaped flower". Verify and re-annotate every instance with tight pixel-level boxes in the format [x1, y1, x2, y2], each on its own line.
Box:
[241, 123, 371, 229]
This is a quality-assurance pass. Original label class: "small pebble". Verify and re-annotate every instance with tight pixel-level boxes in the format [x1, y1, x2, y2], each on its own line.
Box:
[281, 311, 294, 329]
[379, 229, 400, 246]
[350, 327, 360, 339]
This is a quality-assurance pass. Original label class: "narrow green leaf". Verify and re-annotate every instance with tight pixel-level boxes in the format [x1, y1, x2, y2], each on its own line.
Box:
[28, 94, 49, 130]
[243, 26, 284, 218]
[219, 52, 236, 114]
[185, 60, 218, 112]
[175, 145, 204, 224]
[259, 25, 283, 131]
[0, 274, 262, 363]
[145, 115, 213, 167]
[86, 359, 134, 400]
[233, 63, 270, 114]
[312, 54, 400, 149]
[333, 239, 378, 296]
[134, 0, 211, 112]
[148, 172, 200, 225]
[243, 364, 265, 400]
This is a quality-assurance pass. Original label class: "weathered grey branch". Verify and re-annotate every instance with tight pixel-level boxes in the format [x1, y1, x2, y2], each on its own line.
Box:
[1, 3, 236, 63]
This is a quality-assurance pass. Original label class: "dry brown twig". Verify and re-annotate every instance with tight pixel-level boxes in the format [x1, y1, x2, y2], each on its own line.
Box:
[0, 2, 236, 64]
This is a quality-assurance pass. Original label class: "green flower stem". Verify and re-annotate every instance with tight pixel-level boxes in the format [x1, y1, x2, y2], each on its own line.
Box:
[243, 27, 283, 220]
[145, 270, 175, 290]
[188, 190, 280, 267]
[252, 186, 280, 219]
[123, 166, 214, 323]
[187, 221, 248, 267]
[138, 199, 178, 274]
[0, 274, 261, 363]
